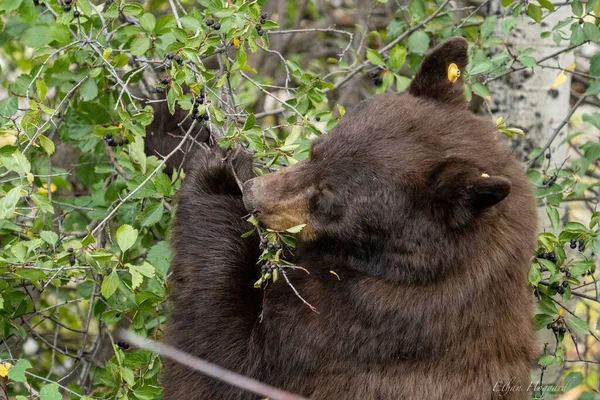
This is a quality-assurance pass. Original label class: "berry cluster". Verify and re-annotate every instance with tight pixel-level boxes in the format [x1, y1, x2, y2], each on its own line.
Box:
[63, 0, 74, 12]
[205, 18, 221, 30]
[165, 52, 184, 65]
[371, 67, 384, 86]
[256, 13, 267, 36]
[104, 133, 129, 147]
[260, 262, 277, 279]
[190, 88, 210, 121]
[546, 320, 567, 335]
[67, 247, 75, 266]
[569, 238, 585, 252]
[537, 251, 557, 263]
[260, 237, 282, 252]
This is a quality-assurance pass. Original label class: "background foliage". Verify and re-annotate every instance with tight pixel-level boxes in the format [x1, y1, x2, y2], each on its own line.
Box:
[0, 0, 599, 398]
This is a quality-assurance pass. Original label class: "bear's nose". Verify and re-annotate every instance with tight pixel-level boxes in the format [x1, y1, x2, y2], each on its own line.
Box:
[242, 178, 259, 214]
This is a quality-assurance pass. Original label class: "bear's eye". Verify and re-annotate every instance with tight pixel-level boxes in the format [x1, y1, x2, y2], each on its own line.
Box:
[309, 185, 344, 220]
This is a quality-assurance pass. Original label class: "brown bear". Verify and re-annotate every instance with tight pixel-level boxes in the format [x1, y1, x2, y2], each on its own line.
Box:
[164, 37, 538, 400]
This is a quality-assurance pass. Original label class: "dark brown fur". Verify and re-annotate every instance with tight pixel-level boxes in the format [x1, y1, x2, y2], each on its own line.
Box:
[164, 38, 538, 400]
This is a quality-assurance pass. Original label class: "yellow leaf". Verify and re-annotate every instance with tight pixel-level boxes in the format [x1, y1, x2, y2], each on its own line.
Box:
[329, 270, 341, 280]
[233, 37, 240, 47]
[0, 133, 17, 148]
[551, 70, 568, 89]
[566, 62, 576, 72]
[27, 173, 34, 184]
[38, 183, 57, 194]
[0, 362, 12, 378]
[558, 307, 565, 316]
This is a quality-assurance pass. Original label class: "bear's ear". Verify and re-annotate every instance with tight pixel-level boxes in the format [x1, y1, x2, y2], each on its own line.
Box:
[432, 161, 511, 227]
[408, 37, 469, 106]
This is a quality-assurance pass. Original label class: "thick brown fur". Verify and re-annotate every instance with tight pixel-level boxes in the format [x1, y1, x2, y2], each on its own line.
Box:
[164, 38, 538, 400]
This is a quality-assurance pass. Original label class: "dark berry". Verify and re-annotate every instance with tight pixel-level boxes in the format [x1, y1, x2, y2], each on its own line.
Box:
[257, 29, 264, 36]
[261, 13, 267, 20]
[558, 326, 566, 334]
[316, 116, 321, 122]
[552, 325, 559, 333]
[74, 10, 80, 17]
[570, 239, 577, 249]
[64, 4, 71, 11]
[131, 119, 137, 125]
[578, 238, 585, 246]
[560, 266, 567, 272]
[374, 77, 383, 86]
[107, 267, 113, 274]
[267, 243, 274, 251]
[34, 0, 40, 5]
[160, 78, 169, 85]
[557, 286, 565, 294]
[542, 180, 548, 186]
[256, 24, 262, 30]
[69, 254, 76, 266]
[155, 86, 165, 93]
[203, 112, 210, 121]
[192, 108, 199, 115]
[205, 18, 214, 26]
[165, 52, 174, 60]
[565, 271, 571, 278]
[562, 280, 569, 287]
[546, 323, 552, 330]
[65, 0, 72, 4]
[274, 243, 282, 250]
[545, 153, 551, 159]
[104, 133, 112, 140]
[196, 96, 204, 104]
[174, 55, 183, 65]
[116, 341, 130, 350]
[213, 23, 221, 30]
[107, 138, 116, 147]
[547, 252, 556, 263]
[67, 247, 74, 253]
[201, 87, 207, 97]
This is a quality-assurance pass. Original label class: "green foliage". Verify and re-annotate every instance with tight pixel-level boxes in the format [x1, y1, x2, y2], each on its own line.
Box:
[0, 0, 598, 399]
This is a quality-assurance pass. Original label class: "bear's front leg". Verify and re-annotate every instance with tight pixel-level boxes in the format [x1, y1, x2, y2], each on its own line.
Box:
[163, 147, 262, 400]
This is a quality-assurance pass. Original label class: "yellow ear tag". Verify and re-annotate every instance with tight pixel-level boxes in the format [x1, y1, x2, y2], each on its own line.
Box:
[447, 63, 460, 83]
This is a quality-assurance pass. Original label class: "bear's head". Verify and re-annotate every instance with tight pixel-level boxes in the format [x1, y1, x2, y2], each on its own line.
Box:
[243, 37, 536, 284]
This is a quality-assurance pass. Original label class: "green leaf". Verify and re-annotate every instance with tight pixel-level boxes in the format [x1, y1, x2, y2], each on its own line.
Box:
[0, 186, 21, 219]
[140, 202, 164, 227]
[566, 314, 589, 334]
[140, 13, 156, 32]
[128, 262, 155, 290]
[470, 82, 491, 98]
[570, 24, 586, 45]
[584, 81, 600, 96]
[130, 36, 151, 56]
[22, 26, 53, 48]
[527, 4, 542, 23]
[528, 263, 542, 285]
[538, 354, 555, 366]
[407, 31, 430, 54]
[31, 193, 54, 214]
[582, 22, 600, 42]
[81, 78, 98, 101]
[8, 359, 32, 382]
[39, 383, 61, 400]
[571, 0, 584, 16]
[286, 224, 306, 234]
[38, 135, 55, 155]
[537, 0, 555, 11]
[116, 224, 138, 252]
[40, 231, 58, 248]
[388, 45, 407, 71]
[591, 53, 600, 77]
[546, 207, 559, 230]
[0, 97, 18, 119]
[101, 271, 120, 299]
[366, 49, 386, 67]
